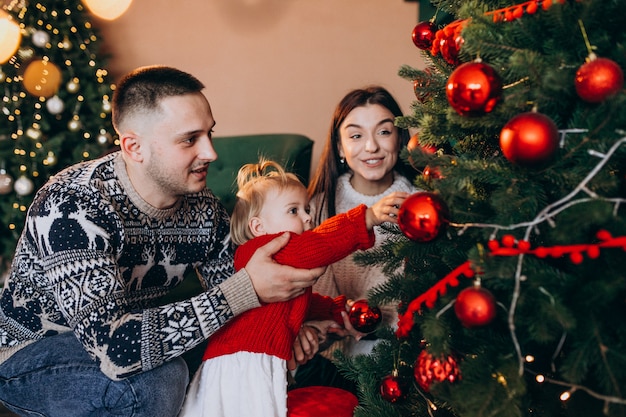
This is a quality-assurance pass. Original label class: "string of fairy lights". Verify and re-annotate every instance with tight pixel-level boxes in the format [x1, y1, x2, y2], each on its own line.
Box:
[0, 0, 131, 263]
[398, 131, 626, 410]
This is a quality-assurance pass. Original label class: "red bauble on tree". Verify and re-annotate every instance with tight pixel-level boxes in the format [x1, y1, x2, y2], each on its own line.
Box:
[412, 20, 436, 50]
[575, 55, 624, 103]
[380, 371, 409, 403]
[348, 300, 382, 333]
[446, 61, 503, 116]
[454, 284, 497, 328]
[499, 111, 559, 166]
[398, 192, 450, 242]
[414, 350, 461, 392]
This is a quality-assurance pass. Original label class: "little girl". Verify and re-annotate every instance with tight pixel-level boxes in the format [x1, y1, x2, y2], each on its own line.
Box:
[179, 159, 408, 417]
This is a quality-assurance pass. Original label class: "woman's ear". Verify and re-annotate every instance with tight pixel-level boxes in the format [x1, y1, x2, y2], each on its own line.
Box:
[248, 217, 266, 237]
[119, 132, 143, 162]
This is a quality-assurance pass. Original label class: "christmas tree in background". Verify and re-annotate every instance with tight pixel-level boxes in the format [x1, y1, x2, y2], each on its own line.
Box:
[338, 0, 626, 416]
[0, 0, 117, 273]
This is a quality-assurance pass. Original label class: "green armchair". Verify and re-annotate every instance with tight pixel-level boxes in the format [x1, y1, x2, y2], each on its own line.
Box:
[207, 133, 314, 213]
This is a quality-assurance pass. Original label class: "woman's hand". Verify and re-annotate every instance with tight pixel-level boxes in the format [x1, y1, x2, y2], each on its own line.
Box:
[366, 191, 410, 229]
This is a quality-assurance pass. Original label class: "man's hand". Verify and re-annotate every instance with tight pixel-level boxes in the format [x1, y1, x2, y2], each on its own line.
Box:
[245, 232, 326, 303]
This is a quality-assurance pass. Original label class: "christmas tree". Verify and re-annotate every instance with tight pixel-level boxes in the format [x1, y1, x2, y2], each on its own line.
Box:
[0, 0, 117, 273]
[338, 1, 626, 416]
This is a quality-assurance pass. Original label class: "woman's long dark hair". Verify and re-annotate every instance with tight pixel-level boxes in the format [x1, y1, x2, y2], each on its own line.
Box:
[307, 86, 412, 225]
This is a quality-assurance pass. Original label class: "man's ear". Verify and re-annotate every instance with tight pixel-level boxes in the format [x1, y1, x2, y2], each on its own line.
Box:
[248, 217, 266, 237]
[119, 132, 143, 162]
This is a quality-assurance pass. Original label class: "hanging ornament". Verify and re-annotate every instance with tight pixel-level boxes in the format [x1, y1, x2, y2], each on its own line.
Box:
[499, 111, 559, 166]
[0, 68, 5, 83]
[446, 60, 503, 116]
[454, 283, 497, 328]
[412, 20, 436, 50]
[66, 78, 80, 94]
[0, 168, 14, 195]
[380, 370, 409, 403]
[348, 299, 382, 333]
[60, 36, 72, 50]
[25, 126, 43, 141]
[46, 95, 65, 115]
[398, 192, 450, 242]
[44, 151, 57, 166]
[408, 133, 437, 155]
[431, 19, 466, 66]
[439, 34, 464, 66]
[423, 165, 442, 181]
[97, 132, 112, 145]
[575, 55, 624, 103]
[413, 71, 432, 104]
[414, 350, 461, 392]
[82, 0, 133, 20]
[14, 175, 35, 196]
[68, 116, 82, 132]
[31, 30, 50, 48]
[22, 60, 63, 98]
[102, 98, 112, 113]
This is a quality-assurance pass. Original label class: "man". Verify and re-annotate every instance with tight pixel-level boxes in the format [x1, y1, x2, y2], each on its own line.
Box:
[0, 66, 323, 416]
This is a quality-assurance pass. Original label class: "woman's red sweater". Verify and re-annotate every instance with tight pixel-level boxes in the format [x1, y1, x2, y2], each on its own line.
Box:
[202, 204, 374, 361]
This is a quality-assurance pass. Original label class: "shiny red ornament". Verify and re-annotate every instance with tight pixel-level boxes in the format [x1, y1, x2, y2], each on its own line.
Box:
[398, 192, 449, 242]
[499, 111, 559, 166]
[440, 34, 464, 66]
[380, 373, 409, 403]
[414, 350, 461, 392]
[348, 299, 382, 333]
[413, 69, 433, 103]
[412, 21, 436, 50]
[446, 61, 502, 116]
[575, 56, 624, 103]
[454, 286, 497, 327]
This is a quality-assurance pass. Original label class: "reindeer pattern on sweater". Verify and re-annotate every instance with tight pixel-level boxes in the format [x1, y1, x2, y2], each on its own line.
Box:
[0, 152, 238, 380]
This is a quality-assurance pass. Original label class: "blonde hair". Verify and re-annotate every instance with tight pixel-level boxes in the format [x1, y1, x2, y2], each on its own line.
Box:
[230, 158, 305, 246]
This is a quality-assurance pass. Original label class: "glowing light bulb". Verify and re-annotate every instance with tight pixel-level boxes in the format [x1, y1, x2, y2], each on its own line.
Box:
[0, 10, 21, 63]
[82, 0, 133, 20]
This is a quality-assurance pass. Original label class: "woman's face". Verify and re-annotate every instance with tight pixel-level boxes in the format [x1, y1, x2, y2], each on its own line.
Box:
[338, 103, 400, 196]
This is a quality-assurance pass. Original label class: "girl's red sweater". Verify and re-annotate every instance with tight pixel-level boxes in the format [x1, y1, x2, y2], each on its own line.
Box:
[202, 204, 374, 361]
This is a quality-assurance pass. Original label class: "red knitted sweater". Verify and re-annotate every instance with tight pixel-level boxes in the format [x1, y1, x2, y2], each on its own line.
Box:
[202, 204, 374, 361]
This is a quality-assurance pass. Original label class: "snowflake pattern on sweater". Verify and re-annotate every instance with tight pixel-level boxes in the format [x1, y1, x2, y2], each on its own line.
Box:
[0, 152, 254, 380]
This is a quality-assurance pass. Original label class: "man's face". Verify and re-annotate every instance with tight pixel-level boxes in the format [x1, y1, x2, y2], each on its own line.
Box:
[133, 92, 217, 208]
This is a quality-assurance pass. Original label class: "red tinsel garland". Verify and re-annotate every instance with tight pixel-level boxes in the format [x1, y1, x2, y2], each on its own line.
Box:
[396, 230, 626, 338]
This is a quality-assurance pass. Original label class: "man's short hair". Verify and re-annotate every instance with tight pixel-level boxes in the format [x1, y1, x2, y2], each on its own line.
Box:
[112, 66, 205, 131]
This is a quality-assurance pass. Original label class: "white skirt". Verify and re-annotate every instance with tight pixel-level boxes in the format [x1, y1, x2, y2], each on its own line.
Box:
[179, 351, 288, 417]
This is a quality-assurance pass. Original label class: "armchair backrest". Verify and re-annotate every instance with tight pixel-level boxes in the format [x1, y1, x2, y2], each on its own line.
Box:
[207, 133, 314, 213]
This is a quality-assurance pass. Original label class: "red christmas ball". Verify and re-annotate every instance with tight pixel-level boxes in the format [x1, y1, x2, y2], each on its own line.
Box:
[440, 33, 464, 66]
[414, 350, 461, 392]
[575, 57, 624, 103]
[446, 61, 502, 116]
[380, 373, 409, 403]
[398, 192, 449, 242]
[412, 21, 436, 50]
[348, 299, 382, 333]
[413, 73, 432, 103]
[454, 286, 497, 328]
[499, 111, 559, 166]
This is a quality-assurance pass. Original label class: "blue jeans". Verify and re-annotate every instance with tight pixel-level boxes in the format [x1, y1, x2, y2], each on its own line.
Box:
[0, 332, 189, 417]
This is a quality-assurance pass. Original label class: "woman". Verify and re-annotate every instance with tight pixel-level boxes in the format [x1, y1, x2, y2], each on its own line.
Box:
[294, 86, 419, 392]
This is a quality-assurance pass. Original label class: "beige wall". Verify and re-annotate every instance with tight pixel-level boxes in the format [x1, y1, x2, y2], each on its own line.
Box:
[97, 0, 426, 174]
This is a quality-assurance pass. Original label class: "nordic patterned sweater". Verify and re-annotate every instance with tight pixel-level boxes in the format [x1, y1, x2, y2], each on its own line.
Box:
[202, 204, 374, 362]
[0, 152, 260, 380]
